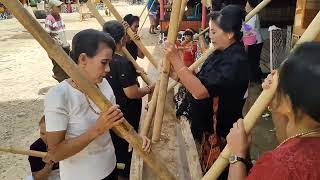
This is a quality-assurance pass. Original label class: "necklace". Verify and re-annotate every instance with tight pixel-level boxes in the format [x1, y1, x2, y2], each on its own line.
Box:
[276, 128, 320, 149]
[69, 79, 100, 115]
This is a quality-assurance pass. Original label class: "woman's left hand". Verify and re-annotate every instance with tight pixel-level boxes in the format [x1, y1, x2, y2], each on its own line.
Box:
[226, 119, 250, 157]
[128, 135, 151, 153]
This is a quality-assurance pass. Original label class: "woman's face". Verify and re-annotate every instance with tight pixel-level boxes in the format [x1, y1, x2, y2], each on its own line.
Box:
[79, 43, 113, 84]
[52, 6, 61, 15]
[209, 20, 235, 51]
[130, 21, 140, 33]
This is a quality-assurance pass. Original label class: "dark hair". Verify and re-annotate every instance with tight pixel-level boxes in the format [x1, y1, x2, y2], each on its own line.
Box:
[208, 5, 245, 41]
[70, 29, 115, 64]
[103, 20, 125, 43]
[277, 42, 320, 123]
[124, 14, 140, 26]
[183, 29, 194, 37]
[247, 0, 260, 8]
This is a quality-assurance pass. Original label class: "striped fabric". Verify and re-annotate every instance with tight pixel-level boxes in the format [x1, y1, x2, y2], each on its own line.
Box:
[45, 13, 67, 47]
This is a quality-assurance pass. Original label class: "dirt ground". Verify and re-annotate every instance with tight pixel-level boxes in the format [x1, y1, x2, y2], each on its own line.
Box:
[0, 1, 276, 179]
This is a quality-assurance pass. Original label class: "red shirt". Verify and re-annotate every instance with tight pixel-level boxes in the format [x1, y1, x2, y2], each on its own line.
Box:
[247, 137, 320, 180]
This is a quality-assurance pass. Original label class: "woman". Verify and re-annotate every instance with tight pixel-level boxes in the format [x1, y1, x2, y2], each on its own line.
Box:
[123, 14, 145, 60]
[166, 5, 249, 141]
[44, 29, 151, 180]
[227, 42, 320, 180]
[103, 20, 155, 178]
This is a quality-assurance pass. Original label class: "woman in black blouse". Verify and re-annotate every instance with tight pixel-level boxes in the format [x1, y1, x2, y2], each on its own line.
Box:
[166, 5, 249, 141]
[123, 14, 145, 60]
[103, 20, 155, 178]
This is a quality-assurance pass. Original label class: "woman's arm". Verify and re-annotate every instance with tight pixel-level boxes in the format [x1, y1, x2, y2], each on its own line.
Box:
[46, 105, 124, 162]
[228, 162, 247, 180]
[137, 49, 145, 59]
[165, 43, 209, 99]
[32, 163, 54, 180]
[123, 84, 154, 99]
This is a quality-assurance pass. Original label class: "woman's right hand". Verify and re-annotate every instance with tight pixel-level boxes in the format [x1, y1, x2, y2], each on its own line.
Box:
[262, 70, 277, 90]
[94, 105, 124, 135]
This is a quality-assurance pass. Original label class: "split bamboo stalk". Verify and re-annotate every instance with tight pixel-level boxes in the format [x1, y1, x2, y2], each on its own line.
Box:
[202, 10, 320, 179]
[141, 79, 161, 136]
[0, 147, 127, 169]
[139, 0, 156, 32]
[166, 47, 216, 92]
[139, 0, 151, 19]
[85, 1, 153, 85]
[152, 0, 184, 142]
[0, 0, 174, 179]
[194, 0, 272, 39]
[102, 0, 159, 68]
[168, 0, 273, 91]
[0, 147, 46, 158]
[86, 0, 105, 26]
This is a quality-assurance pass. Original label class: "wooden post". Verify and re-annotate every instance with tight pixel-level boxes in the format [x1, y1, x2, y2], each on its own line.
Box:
[0, 0, 174, 179]
[202, 10, 320, 179]
[152, 0, 183, 142]
[194, 0, 272, 39]
[102, 0, 159, 68]
[139, 0, 156, 32]
[85, 1, 153, 85]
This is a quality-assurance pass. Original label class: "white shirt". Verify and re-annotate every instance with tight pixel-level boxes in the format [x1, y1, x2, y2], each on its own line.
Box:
[44, 79, 116, 180]
[246, 14, 263, 44]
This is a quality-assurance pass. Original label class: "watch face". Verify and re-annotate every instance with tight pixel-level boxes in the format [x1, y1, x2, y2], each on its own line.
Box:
[229, 155, 237, 163]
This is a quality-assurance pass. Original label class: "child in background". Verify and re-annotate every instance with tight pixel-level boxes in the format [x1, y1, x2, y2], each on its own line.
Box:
[148, 0, 159, 34]
[177, 29, 197, 67]
[28, 116, 60, 180]
[245, 0, 264, 83]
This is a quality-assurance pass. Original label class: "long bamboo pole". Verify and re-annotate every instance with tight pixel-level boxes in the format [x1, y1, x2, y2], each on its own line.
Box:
[85, 1, 153, 85]
[152, 0, 184, 142]
[202, 10, 320, 180]
[139, 0, 156, 32]
[102, 0, 159, 68]
[0, 1, 174, 179]
[194, 0, 272, 39]
[139, 0, 151, 18]
[168, 0, 273, 91]
[141, 79, 160, 136]
[178, 0, 187, 28]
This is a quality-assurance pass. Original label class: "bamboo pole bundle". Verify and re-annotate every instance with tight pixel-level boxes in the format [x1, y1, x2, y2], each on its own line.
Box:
[202, 10, 320, 180]
[152, 0, 184, 142]
[85, 1, 153, 85]
[168, 0, 273, 91]
[194, 0, 272, 39]
[102, 0, 159, 68]
[0, 0, 174, 179]
[139, 0, 156, 32]
[139, 0, 151, 19]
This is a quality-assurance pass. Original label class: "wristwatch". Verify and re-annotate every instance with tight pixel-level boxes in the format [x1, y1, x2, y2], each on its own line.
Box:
[229, 155, 249, 166]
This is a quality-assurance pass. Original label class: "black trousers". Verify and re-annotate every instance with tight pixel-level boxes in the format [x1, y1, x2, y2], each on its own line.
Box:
[247, 43, 263, 82]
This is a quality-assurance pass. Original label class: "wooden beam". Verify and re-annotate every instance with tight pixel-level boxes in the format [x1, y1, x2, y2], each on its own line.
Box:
[102, 0, 159, 68]
[0, 0, 174, 179]
[152, 0, 183, 142]
[86, 0, 105, 26]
